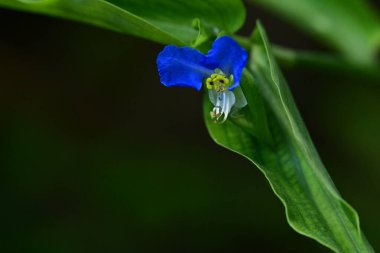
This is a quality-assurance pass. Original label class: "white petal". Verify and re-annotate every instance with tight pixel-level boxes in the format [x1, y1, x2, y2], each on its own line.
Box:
[208, 90, 236, 123]
[221, 91, 235, 122]
[232, 86, 247, 109]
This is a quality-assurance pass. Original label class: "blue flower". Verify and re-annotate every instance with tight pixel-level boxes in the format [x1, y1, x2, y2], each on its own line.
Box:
[156, 36, 248, 123]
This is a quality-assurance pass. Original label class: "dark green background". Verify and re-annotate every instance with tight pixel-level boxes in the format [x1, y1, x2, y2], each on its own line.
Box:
[1, 2, 379, 252]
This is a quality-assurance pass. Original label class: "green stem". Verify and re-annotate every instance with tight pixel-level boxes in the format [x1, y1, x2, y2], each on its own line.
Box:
[233, 35, 380, 82]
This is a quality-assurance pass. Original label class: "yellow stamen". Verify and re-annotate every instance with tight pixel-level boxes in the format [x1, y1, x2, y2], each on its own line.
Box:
[205, 73, 230, 92]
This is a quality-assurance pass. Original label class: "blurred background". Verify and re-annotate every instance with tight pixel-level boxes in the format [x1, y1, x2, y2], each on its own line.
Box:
[0, 1, 379, 252]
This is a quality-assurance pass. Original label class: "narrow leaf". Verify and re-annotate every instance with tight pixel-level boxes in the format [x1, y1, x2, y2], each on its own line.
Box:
[0, 0, 245, 46]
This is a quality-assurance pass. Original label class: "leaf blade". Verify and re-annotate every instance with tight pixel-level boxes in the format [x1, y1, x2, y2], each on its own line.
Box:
[204, 22, 374, 253]
[0, 0, 246, 45]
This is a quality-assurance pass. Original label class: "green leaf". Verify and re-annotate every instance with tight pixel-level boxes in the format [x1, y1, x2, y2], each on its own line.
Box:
[204, 22, 375, 253]
[0, 0, 245, 46]
[248, 0, 380, 65]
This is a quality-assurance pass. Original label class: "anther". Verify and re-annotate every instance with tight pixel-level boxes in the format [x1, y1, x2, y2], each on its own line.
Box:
[210, 106, 222, 122]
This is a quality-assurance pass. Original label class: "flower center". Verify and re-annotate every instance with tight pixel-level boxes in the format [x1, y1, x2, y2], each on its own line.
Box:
[206, 73, 230, 92]
[205, 70, 236, 123]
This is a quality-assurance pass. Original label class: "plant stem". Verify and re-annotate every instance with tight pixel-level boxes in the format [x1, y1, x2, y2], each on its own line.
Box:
[233, 35, 380, 82]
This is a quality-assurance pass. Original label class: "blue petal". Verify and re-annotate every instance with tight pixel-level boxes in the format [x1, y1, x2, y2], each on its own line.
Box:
[205, 36, 248, 90]
[156, 45, 213, 91]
